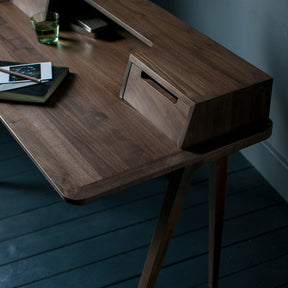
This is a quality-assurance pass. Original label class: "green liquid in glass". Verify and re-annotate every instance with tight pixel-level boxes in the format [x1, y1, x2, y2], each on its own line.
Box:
[34, 21, 59, 44]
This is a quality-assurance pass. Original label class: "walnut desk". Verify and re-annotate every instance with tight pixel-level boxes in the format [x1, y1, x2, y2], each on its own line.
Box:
[0, 1, 272, 287]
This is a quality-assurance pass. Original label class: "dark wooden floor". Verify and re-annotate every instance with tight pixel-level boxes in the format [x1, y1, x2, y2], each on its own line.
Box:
[0, 122, 288, 288]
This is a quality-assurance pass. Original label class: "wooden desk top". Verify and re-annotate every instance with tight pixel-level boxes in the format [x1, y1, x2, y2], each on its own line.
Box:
[0, 1, 272, 204]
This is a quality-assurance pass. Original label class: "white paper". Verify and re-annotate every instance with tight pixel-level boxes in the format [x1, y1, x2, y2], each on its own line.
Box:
[0, 81, 37, 91]
[0, 62, 52, 84]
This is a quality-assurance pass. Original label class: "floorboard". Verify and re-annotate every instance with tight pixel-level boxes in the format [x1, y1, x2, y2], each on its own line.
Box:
[0, 123, 287, 288]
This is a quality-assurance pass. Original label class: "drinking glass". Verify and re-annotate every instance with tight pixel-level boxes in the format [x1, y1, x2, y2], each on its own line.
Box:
[31, 11, 59, 44]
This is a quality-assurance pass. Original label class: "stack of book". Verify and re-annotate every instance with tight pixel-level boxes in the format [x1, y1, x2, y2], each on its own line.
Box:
[0, 61, 69, 103]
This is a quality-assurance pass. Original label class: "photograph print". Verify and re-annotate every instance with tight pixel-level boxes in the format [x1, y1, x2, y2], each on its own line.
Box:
[9, 64, 41, 82]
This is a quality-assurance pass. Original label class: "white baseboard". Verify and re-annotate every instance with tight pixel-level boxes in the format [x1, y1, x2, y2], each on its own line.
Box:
[241, 142, 288, 203]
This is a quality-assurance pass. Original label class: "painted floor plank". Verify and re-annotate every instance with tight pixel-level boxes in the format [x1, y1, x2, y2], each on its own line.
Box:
[0, 170, 60, 220]
[0, 154, 36, 180]
[217, 253, 288, 288]
[0, 166, 266, 245]
[0, 142, 24, 161]
[0, 181, 280, 268]
[3, 190, 287, 287]
[0, 124, 15, 144]
[106, 227, 288, 288]
[93, 204, 288, 288]
[191, 151, 252, 184]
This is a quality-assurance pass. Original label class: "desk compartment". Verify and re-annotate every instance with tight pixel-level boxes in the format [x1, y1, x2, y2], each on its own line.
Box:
[121, 63, 193, 147]
[121, 58, 272, 149]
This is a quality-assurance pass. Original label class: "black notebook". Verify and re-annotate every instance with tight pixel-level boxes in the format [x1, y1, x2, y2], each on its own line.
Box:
[0, 61, 69, 103]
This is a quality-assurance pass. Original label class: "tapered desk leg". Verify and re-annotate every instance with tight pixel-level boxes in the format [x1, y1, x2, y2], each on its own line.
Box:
[209, 156, 229, 288]
[138, 166, 197, 288]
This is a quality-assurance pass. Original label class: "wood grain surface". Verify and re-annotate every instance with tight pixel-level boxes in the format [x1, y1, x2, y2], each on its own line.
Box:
[108, 0, 273, 147]
[0, 1, 272, 204]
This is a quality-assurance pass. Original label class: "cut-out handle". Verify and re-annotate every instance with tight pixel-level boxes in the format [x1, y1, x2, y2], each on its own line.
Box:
[141, 71, 178, 104]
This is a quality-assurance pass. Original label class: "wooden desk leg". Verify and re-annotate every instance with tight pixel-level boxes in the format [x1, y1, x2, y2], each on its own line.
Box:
[209, 156, 229, 288]
[138, 166, 197, 288]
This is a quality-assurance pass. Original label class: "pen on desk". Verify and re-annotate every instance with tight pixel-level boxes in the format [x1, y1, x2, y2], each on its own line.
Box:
[0, 67, 42, 83]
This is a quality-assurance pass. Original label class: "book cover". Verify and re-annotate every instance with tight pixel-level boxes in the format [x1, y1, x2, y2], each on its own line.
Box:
[0, 61, 69, 103]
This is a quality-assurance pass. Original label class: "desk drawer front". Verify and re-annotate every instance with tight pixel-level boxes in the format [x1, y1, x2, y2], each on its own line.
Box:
[122, 63, 192, 146]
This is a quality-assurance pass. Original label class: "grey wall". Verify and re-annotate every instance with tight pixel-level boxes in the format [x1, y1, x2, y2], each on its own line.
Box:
[152, 0, 288, 201]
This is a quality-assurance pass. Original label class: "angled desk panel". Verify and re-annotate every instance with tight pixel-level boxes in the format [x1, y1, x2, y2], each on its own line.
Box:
[0, 1, 272, 287]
